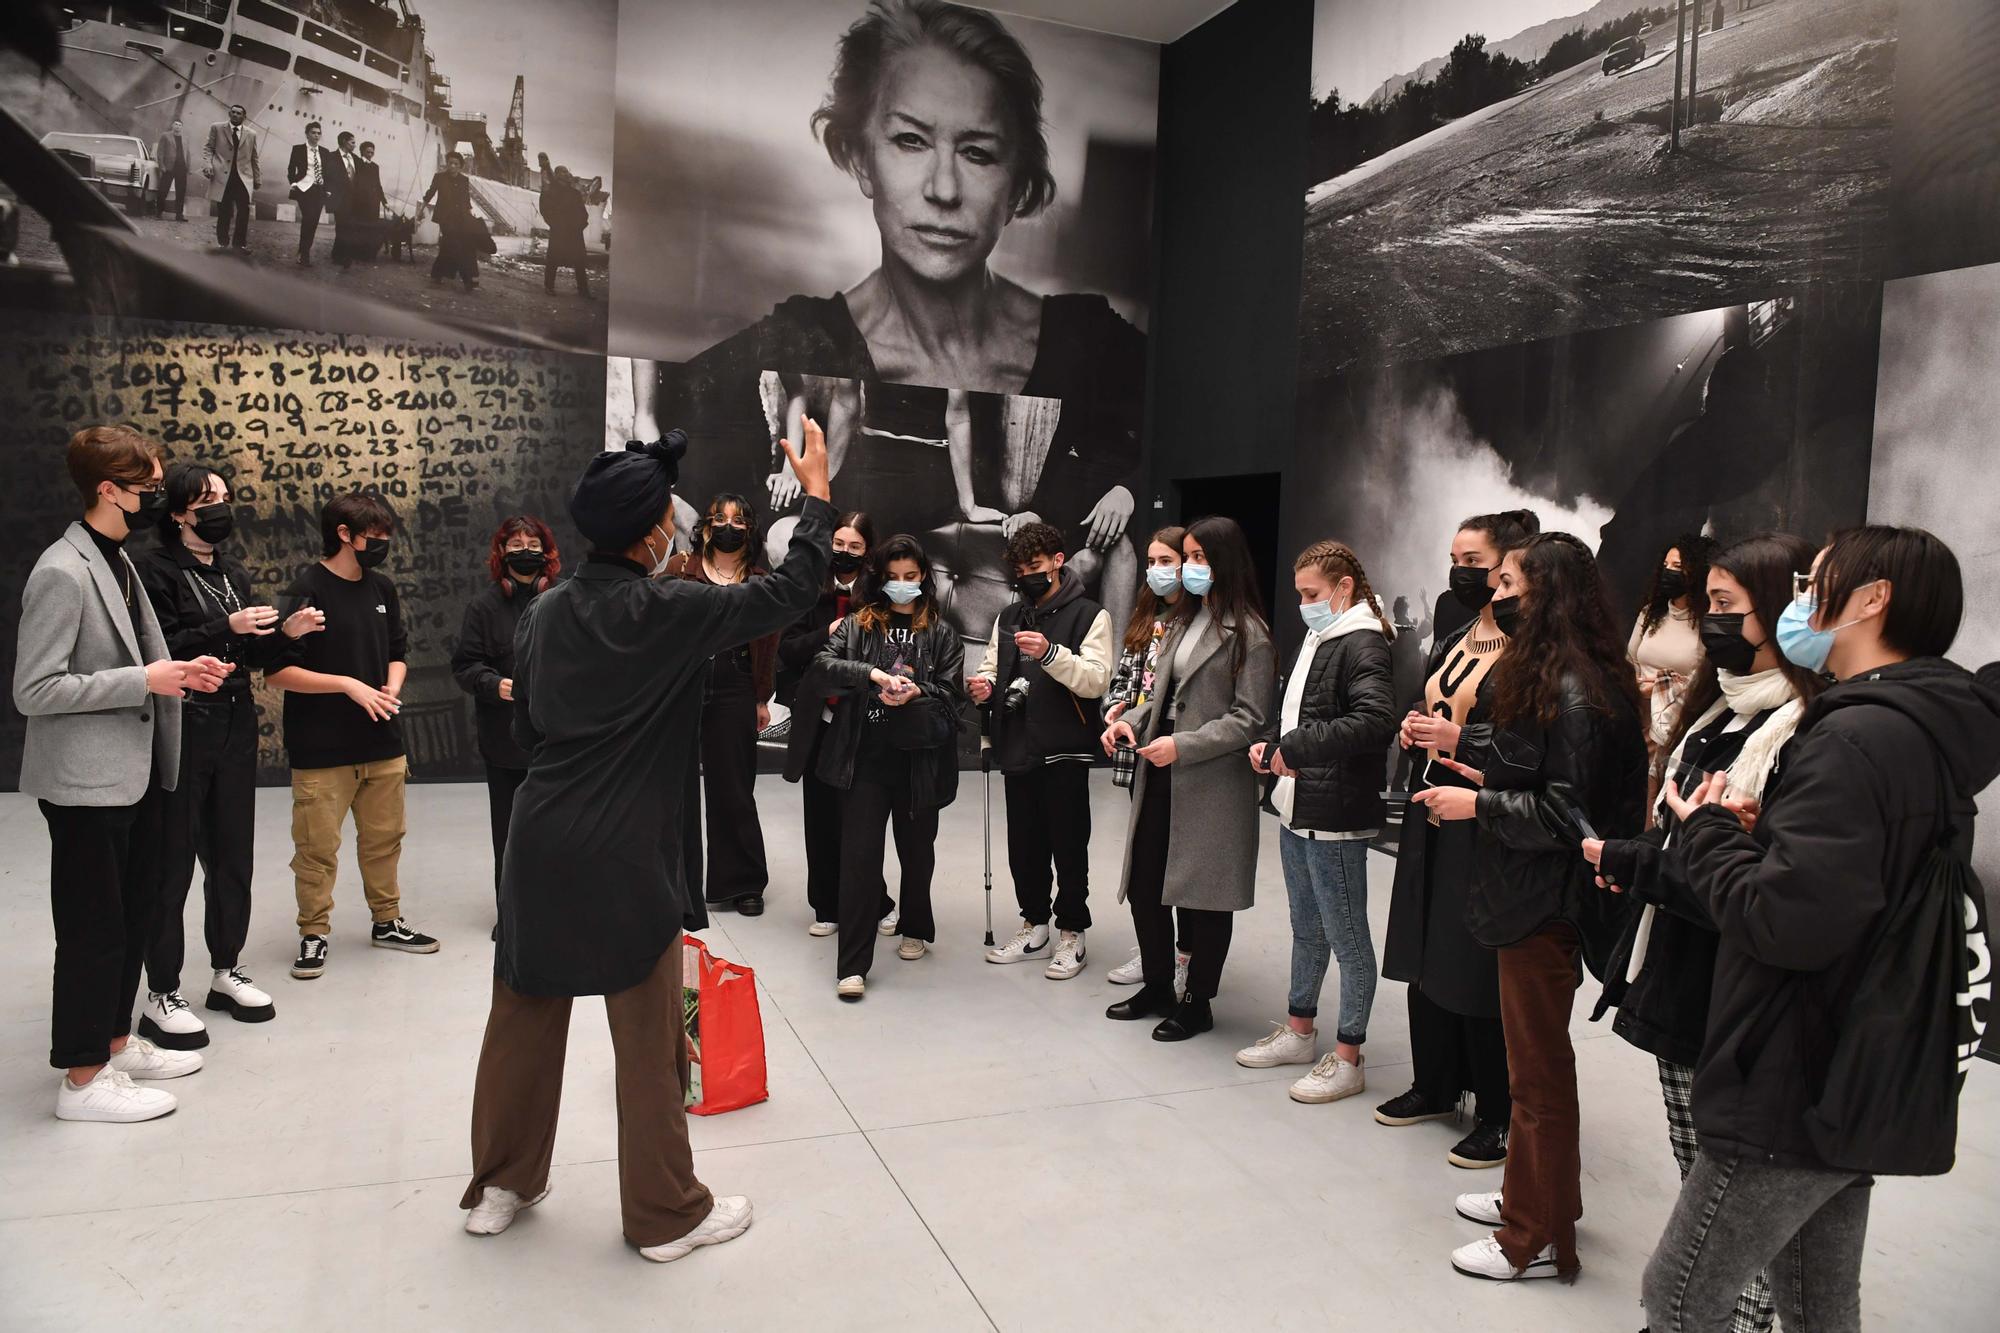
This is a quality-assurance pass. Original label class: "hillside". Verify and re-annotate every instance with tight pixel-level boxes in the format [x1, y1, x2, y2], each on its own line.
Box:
[1366, 0, 1661, 104]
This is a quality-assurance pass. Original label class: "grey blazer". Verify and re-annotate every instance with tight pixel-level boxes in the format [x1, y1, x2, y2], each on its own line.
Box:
[1118, 611, 1274, 912]
[13, 523, 180, 806]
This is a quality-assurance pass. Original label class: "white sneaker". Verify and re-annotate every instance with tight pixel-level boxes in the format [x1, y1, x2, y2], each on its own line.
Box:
[465, 1185, 550, 1235]
[206, 968, 275, 1022]
[638, 1195, 753, 1263]
[1455, 1190, 1504, 1226]
[1450, 1235, 1559, 1281]
[137, 990, 208, 1050]
[1290, 1052, 1366, 1103]
[877, 908, 900, 937]
[897, 938, 927, 961]
[1236, 1023, 1317, 1069]
[1044, 930, 1086, 979]
[984, 920, 1050, 964]
[807, 920, 837, 938]
[1174, 951, 1191, 998]
[1107, 947, 1145, 985]
[109, 1035, 204, 1080]
[55, 1067, 177, 1123]
[837, 975, 865, 1000]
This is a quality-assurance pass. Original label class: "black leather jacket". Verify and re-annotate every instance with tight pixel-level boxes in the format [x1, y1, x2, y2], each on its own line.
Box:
[801, 612, 967, 810]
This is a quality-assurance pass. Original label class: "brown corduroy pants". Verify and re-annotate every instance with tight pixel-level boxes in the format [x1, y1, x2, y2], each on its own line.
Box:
[460, 943, 714, 1247]
[1494, 920, 1584, 1278]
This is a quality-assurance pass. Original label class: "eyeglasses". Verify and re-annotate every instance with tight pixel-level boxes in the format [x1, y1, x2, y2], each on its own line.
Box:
[124, 482, 163, 495]
[1791, 572, 1815, 601]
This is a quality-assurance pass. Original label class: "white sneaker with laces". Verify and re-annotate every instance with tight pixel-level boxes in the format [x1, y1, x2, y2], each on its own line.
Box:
[984, 920, 1050, 964]
[138, 989, 208, 1050]
[55, 1067, 177, 1123]
[465, 1185, 550, 1235]
[1290, 1052, 1366, 1103]
[207, 968, 275, 1022]
[897, 938, 927, 961]
[1107, 947, 1145, 985]
[1236, 1023, 1317, 1069]
[1455, 1190, 1504, 1226]
[807, 920, 837, 938]
[877, 908, 900, 937]
[1450, 1235, 1558, 1280]
[1044, 930, 1086, 979]
[1174, 951, 1191, 998]
[837, 975, 865, 1000]
[638, 1195, 753, 1263]
[109, 1035, 204, 1080]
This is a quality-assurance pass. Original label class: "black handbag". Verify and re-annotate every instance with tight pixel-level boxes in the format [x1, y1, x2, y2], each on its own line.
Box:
[882, 693, 956, 751]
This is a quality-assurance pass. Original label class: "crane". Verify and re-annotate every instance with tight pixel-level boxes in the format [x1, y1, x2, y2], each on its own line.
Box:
[496, 75, 527, 187]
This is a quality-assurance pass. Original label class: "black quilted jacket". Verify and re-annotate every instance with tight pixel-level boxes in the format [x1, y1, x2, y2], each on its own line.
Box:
[1266, 630, 1396, 833]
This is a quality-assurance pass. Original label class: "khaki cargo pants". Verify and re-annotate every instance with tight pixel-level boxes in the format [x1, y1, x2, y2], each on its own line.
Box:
[291, 756, 406, 936]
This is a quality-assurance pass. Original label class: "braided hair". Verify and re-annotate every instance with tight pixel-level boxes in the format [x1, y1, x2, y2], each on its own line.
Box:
[1293, 539, 1395, 641]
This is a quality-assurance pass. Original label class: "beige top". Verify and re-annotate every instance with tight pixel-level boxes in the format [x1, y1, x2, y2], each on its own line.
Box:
[1629, 606, 1702, 747]
[1421, 624, 1508, 825]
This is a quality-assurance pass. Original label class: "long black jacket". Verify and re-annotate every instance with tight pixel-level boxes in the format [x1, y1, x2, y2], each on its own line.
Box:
[135, 541, 293, 695]
[803, 610, 966, 809]
[1679, 657, 2000, 1171]
[451, 578, 539, 770]
[1266, 628, 1396, 833]
[495, 497, 833, 996]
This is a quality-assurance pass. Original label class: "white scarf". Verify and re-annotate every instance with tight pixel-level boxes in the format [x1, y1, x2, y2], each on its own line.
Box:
[1273, 599, 1384, 826]
[1627, 667, 1803, 983]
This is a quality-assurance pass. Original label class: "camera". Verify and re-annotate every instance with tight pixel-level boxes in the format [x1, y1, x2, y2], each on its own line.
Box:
[1003, 675, 1032, 714]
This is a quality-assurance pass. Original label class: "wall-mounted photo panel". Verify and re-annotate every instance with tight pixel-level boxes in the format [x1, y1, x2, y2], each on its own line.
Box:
[0, 0, 617, 353]
[1885, 0, 2000, 278]
[0, 319, 608, 788]
[1300, 0, 1897, 374]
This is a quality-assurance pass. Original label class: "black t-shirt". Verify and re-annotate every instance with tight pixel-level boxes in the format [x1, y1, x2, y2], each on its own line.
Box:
[271, 561, 408, 769]
[855, 622, 918, 785]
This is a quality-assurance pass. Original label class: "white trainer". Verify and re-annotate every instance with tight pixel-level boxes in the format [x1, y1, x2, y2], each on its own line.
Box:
[1235, 1023, 1317, 1069]
[55, 1067, 177, 1123]
[897, 938, 927, 961]
[984, 920, 1050, 965]
[1450, 1235, 1559, 1281]
[206, 968, 275, 1022]
[110, 1035, 204, 1080]
[465, 1185, 550, 1235]
[807, 920, 837, 938]
[1455, 1190, 1504, 1226]
[1044, 930, 1086, 979]
[639, 1195, 753, 1263]
[137, 989, 208, 1050]
[877, 908, 900, 937]
[1290, 1052, 1366, 1103]
[1107, 947, 1145, 985]
[837, 975, 865, 1000]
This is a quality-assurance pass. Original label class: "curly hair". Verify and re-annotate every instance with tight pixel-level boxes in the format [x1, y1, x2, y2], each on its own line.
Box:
[1293, 539, 1395, 642]
[855, 532, 938, 634]
[1486, 533, 1642, 727]
[1636, 532, 1717, 636]
[487, 514, 561, 598]
[1003, 520, 1066, 567]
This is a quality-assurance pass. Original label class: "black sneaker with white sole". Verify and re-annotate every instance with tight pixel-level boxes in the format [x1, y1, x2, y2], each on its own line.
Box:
[1374, 1088, 1462, 1127]
[292, 934, 329, 979]
[370, 917, 440, 953]
[1448, 1120, 1510, 1169]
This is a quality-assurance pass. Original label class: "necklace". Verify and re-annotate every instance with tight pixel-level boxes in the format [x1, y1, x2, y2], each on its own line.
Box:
[1465, 626, 1508, 652]
[702, 557, 745, 585]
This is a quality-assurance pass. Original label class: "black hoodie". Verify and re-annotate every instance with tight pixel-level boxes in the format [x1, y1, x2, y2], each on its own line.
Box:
[1679, 656, 2000, 1171]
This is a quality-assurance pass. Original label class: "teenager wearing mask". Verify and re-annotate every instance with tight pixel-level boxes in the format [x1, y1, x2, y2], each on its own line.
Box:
[1629, 534, 1716, 767]
[1413, 533, 1647, 1282]
[1103, 516, 1273, 1040]
[453, 516, 562, 938]
[669, 494, 778, 916]
[1102, 527, 1195, 993]
[1576, 532, 1822, 1332]
[133, 463, 321, 1049]
[1377, 510, 1536, 1168]
[16, 426, 233, 1122]
[780, 512, 883, 937]
[807, 536, 966, 997]
[971, 522, 1114, 980]
[1642, 526, 1999, 1329]
[1240, 541, 1396, 1103]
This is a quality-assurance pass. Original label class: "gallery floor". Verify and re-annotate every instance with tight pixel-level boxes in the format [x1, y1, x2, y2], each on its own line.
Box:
[2, 780, 1994, 1331]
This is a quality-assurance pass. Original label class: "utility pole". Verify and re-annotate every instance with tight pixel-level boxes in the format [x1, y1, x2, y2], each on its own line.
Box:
[1670, 0, 1687, 151]
[1688, 0, 1703, 122]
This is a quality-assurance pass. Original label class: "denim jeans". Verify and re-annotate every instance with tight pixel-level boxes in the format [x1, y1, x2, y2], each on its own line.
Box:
[1643, 1149, 1871, 1332]
[1279, 829, 1377, 1045]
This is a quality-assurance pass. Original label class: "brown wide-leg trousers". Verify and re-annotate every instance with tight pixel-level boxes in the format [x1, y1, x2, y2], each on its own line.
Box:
[461, 943, 714, 1248]
[1494, 920, 1584, 1278]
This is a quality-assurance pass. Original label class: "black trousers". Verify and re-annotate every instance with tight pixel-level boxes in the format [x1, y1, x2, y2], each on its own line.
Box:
[44, 787, 165, 1069]
[485, 764, 528, 911]
[147, 695, 257, 994]
[1003, 760, 1092, 931]
[156, 166, 187, 217]
[802, 725, 892, 925]
[216, 175, 251, 247]
[296, 184, 325, 257]
[836, 773, 937, 978]
[1408, 983, 1513, 1127]
[1122, 732, 1235, 999]
[544, 253, 589, 294]
[700, 660, 768, 904]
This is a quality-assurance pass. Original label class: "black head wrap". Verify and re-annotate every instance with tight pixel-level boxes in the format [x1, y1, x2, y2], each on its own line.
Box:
[569, 430, 688, 550]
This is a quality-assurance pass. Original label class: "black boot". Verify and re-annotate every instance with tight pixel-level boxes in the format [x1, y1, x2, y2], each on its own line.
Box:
[1151, 994, 1214, 1041]
[1105, 986, 1176, 1021]
[736, 895, 766, 918]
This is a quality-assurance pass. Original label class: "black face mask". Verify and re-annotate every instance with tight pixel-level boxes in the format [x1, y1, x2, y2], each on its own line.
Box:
[707, 524, 748, 554]
[1449, 564, 1494, 610]
[829, 550, 863, 578]
[1015, 572, 1053, 604]
[504, 550, 547, 578]
[1657, 567, 1688, 601]
[191, 504, 235, 545]
[354, 537, 391, 570]
[1489, 594, 1522, 638]
[121, 488, 168, 535]
[1700, 613, 1762, 676]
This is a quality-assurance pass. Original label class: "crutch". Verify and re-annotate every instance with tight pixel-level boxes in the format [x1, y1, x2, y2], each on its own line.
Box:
[980, 729, 995, 947]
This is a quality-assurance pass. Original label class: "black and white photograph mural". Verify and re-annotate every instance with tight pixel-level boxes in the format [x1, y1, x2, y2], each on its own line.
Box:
[0, 0, 616, 352]
[1299, 0, 1897, 374]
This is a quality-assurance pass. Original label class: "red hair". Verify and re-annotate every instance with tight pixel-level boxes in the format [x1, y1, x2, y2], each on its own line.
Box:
[488, 514, 560, 596]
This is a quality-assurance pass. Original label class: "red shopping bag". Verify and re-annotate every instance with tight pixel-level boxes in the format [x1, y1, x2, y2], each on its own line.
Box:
[681, 936, 768, 1116]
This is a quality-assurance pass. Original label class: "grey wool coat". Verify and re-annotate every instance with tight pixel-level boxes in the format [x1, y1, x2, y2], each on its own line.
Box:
[14, 523, 181, 806]
[1118, 611, 1275, 912]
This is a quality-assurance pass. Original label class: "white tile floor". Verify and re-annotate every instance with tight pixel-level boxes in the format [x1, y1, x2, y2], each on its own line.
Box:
[1, 781, 1994, 1331]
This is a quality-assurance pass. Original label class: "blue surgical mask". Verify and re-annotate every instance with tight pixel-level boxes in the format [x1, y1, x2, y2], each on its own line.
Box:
[1300, 599, 1337, 634]
[1145, 565, 1181, 597]
[1181, 562, 1213, 597]
[883, 580, 922, 606]
[1775, 594, 1857, 673]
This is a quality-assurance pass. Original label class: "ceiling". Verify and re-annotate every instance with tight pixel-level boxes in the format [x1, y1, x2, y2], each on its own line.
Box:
[991, 0, 1237, 44]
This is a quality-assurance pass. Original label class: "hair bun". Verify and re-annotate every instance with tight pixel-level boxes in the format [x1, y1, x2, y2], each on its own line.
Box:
[1508, 509, 1542, 535]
